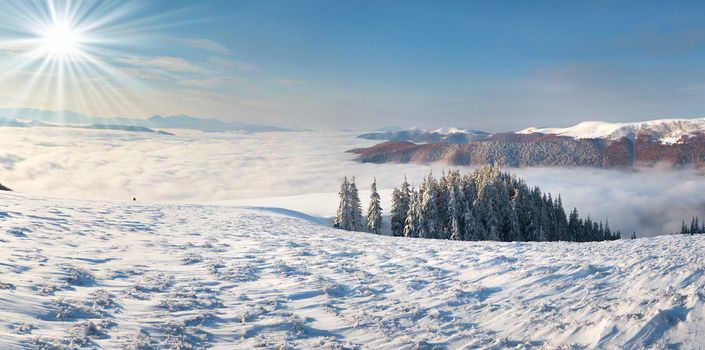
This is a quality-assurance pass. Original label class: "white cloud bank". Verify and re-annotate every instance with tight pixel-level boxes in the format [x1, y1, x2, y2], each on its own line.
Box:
[0, 126, 703, 236]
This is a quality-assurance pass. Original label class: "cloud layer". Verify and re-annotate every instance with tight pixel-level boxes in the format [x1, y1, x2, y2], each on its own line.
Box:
[1, 127, 703, 236]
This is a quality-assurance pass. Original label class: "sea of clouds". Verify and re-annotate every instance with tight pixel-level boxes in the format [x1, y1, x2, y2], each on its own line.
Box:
[1, 126, 704, 236]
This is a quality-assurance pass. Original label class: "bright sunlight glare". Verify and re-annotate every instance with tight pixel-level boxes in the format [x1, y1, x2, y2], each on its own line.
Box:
[39, 21, 82, 57]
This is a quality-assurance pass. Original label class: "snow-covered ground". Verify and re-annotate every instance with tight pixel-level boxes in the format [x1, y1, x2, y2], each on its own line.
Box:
[519, 118, 705, 143]
[1, 191, 704, 349]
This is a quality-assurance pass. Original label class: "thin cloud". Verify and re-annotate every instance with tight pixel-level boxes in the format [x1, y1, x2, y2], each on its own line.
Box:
[184, 38, 232, 55]
[119, 67, 169, 81]
[178, 76, 243, 87]
[115, 55, 207, 74]
[208, 57, 255, 70]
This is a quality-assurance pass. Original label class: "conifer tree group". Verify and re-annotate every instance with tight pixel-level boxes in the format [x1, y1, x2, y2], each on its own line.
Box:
[335, 166, 622, 242]
[334, 176, 363, 231]
[681, 216, 705, 235]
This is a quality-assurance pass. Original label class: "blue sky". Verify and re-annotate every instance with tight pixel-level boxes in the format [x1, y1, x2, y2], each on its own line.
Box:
[1, 0, 705, 131]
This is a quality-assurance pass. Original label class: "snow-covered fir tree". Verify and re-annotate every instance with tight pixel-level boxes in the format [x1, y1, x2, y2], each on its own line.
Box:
[508, 192, 522, 241]
[404, 187, 421, 238]
[334, 177, 351, 230]
[390, 187, 404, 235]
[554, 195, 568, 240]
[463, 205, 483, 241]
[367, 178, 383, 234]
[448, 183, 462, 240]
[567, 208, 580, 242]
[349, 177, 363, 231]
[436, 170, 452, 239]
[419, 172, 439, 239]
[390, 177, 410, 236]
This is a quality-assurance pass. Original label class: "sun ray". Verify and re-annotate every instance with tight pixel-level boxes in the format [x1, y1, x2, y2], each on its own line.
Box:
[3, 57, 56, 120]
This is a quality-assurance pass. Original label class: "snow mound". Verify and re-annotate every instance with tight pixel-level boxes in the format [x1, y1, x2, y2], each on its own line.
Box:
[0, 191, 704, 348]
[519, 117, 705, 143]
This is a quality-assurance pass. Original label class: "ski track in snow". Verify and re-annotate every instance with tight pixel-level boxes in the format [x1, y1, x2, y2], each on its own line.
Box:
[1, 192, 704, 349]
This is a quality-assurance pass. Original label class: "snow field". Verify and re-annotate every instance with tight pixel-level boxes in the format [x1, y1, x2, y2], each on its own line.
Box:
[0, 191, 704, 349]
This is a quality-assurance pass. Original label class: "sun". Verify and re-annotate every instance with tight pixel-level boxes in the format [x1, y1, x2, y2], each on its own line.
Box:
[39, 21, 83, 58]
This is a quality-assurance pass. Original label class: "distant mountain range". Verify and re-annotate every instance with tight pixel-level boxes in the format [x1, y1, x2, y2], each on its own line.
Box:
[352, 118, 705, 169]
[0, 115, 174, 135]
[85, 124, 175, 135]
[358, 127, 490, 143]
[0, 108, 296, 133]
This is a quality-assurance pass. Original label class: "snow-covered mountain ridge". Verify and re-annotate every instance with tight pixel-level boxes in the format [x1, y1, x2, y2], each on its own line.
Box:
[520, 118, 705, 144]
[372, 126, 489, 135]
[431, 127, 489, 135]
[1, 191, 704, 348]
[364, 117, 705, 145]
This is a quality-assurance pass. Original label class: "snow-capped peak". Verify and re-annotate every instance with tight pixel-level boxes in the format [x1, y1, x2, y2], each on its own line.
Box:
[519, 117, 705, 143]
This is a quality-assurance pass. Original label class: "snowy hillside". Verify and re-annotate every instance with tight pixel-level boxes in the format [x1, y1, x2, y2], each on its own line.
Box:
[1, 192, 704, 349]
[520, 118, 705, 143]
